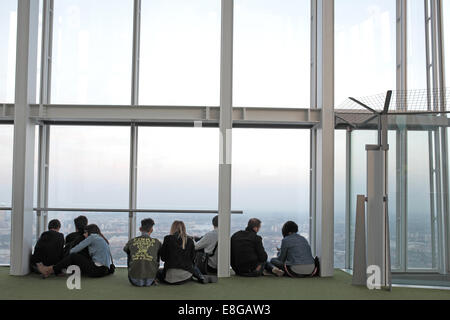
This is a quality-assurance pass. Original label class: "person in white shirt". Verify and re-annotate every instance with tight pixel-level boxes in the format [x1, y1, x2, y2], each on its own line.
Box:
[194, 215, 218, 273]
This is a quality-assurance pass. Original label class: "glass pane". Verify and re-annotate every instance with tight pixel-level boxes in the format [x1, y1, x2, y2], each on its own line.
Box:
[233, 0, 310, 108]
[137, 127, 218, 209]
[0, 0, 17, 103]
[48, 126, 130, 208]
[0, 125, 13, 207]
[51, 0, 133, 104]
[139, 0, 221, 106]
[334, 130, 346, 269]
[407, 0, 427, 91]
[0, 211, 11, 265]
[232, 129, 310, 259]
[46, 212, 128, 266]
[443, 0, 450, 90]
[335, 0, 396, 105]
[407, 130, 433, 269]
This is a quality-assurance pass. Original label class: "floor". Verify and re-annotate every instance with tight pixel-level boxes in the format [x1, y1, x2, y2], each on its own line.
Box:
[1, 267, 450, 300]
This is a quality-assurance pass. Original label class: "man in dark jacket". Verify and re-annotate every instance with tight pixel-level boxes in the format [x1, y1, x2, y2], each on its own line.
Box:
[231, 218, 268, 277]
[64, 215, 90, 258]
[31, 219, 64, 272]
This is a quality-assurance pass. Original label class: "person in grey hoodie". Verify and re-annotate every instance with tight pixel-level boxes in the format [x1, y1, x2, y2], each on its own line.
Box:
[267, 221, 317, 277]
[194, 215, 219, 273]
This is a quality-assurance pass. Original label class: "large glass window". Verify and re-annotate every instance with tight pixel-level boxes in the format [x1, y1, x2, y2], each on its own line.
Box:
[233, 0, 310, 108]
[335, 0, 396, 105]
[137, 127, 218, 209]
[48, 126, 130, 208]
[232, 129, 310, 258]
[139, 0, 221, 106]
[0, 125, 13, 265]
[0, 0, 17, 103]
[407, 130, 433, 269]
[334, 129, 347, 269]
[407, 0, 427, 91]
[51, 0, 133, 104]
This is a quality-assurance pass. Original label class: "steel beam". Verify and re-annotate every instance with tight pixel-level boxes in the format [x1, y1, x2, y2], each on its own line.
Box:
[10, 0, 40, 276]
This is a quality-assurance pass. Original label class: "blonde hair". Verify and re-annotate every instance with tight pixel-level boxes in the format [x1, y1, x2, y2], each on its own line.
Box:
[170, 220, 187, 249]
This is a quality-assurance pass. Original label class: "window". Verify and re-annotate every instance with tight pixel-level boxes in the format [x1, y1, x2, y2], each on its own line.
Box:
[137, 127, 218, 209]
[407, 0, 427, 91]
[232, 129, 310, 258]
[335, 0, 396, 105]
[139, 0, 221, 106]
[0, 0, 17, 103]
[334, 129, 347, 268]
[407, 130, 434, 269]
[443, 0, 450, 89]
[0, 125, 13, 265]
[48, 126, 130, 208]
[233, 0, 310, 108]
[51, 0, 133, 104]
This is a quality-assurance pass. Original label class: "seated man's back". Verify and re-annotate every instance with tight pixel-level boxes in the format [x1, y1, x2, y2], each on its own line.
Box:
[31, 230, 64, 266]
[231, 228, 267, 275]
[124, 234, 161, 282]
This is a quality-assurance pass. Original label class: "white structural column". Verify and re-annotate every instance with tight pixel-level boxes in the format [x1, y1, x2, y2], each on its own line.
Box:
[314, 0, 334, 277]
[217, 0, 233, 278]
[10, 0, 40, 276]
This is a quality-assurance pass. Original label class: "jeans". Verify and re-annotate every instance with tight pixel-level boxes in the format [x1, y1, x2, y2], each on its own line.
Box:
[129, 277, 154, 287]
[237, 262, 267, 277]
[53, 253, 110, 278]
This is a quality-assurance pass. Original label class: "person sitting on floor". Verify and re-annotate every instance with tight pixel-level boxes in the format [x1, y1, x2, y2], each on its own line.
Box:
[123, 218, 161, 287]
[194, 215, 218, 274]
[267, 221, 319, 278]
[37, 224, 114, 278]
[64, 215, 89, 258]
[157, 220, 217, 285]
[30, 219, 64, 273]
[231, 218, 284, 277]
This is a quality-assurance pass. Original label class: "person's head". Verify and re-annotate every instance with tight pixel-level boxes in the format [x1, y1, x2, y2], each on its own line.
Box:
[212, 215, 218, 229]
[282, 221, 298, 238]
[140, 218, 155, 235]
[48, 219, 61, 231]
[74, 215, 88, 233]
[246, 218, 262, 233]
[84, 224, 109, 244]
[170, 220, 187, 249]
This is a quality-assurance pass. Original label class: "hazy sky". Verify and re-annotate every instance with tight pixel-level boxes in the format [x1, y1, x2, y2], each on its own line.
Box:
[0, 0, 439, 223]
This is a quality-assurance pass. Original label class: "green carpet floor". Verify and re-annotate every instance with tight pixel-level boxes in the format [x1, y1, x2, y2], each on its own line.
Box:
[1, 267, 450, 300]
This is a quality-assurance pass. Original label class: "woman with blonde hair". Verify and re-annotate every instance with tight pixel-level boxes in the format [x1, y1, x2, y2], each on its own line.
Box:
[157, 220, 217, 285]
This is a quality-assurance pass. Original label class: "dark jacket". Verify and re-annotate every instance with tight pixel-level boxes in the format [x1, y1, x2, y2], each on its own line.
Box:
[231, 227, 268, 274]
[31, 230, 64, 266]
[278, 233, 315, 266]
[160, 233, 195, 273]
[64, 231, 90, 258]
[124, 234, 161, 280]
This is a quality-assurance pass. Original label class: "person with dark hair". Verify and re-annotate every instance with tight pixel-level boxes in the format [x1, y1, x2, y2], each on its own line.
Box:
[194, 215, 219, 274]
[30, 219, 64, 273]
[267, 221, 318, 278]
[231, 218, 282, 277]
[37, 224, 114, 278]
[64, 215, 89, 258]
[123, 218, 161, 287]
[157, 221, 217, 285]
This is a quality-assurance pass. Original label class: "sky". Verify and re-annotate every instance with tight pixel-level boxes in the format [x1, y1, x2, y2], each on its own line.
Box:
[0, 0, 442, 224]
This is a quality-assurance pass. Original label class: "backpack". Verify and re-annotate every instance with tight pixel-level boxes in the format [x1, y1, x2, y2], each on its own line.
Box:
[194, 242, 218, 275]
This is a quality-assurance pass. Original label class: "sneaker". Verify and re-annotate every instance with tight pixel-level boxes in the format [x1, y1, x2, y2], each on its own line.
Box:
[272, 267, 285, 277]
[262, 270, 272, 276]
[200, 275, 218, 284]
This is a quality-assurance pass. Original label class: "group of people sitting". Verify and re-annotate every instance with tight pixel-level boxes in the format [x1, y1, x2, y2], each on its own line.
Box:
[32, 215, 319, 287]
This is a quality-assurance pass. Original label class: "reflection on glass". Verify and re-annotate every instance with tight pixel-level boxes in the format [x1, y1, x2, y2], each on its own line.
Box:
[0, 0, 17, 103]
[0, 125, 13, 207]
[233, 0, 310, 108]
[232, 129, 310, 258]
[48, 126, 130, 208]
[139, 0, 220, 106]
[46, 212, 128, 266]
[335, 0, 396, 105]
[137, 127, 218, 209]
[51, 0, 133, 104]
